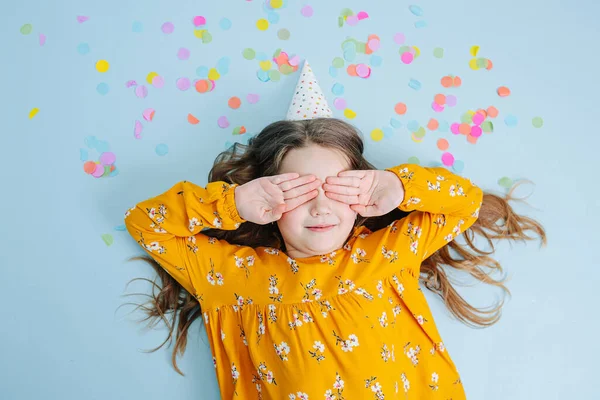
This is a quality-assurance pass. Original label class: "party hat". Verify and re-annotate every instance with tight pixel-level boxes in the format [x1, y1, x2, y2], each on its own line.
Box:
[286, 60, 333, 120]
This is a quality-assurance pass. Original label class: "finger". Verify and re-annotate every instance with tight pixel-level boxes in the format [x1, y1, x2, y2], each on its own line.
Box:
[325, 175, 362, 188]
[322, 183, 361, 196]
[278, 174, 317, 192]
[281, 179, 321, 200]
[284, 188, 319, 211]
[324, 191, 359, 205]
[337, 170, 366, 178]
[270, 172, 300, 184]
[350, 204, 376, 217]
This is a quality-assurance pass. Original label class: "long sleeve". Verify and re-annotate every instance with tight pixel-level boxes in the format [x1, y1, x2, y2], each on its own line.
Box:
[366, 163, 483, 278]
[124, 180, 247, 295]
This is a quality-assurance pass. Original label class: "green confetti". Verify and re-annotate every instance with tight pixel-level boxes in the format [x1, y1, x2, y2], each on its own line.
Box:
[277, 28, 290, 40]
[280, 64, 294, 75]
[461, 113, 473, 124]
[340, 8, 354, 18]
[481, 120, 494, 133]
[202, 31, 212, 44]
[332, 57, 344, 68]
[20, 24, 32, 35]
[475, 57, 487, 68]
[532, 117, 544, 128]
[338, 16, 344, 27]
[398, 45, 411, 54]
[101, 234, 114, 246]
[433, 47, 444, 58]
[407, 156, 420, 165]
[268, 69, 281, 82]
[243, 48, 256, 60]
[498, 177, 514, 188]
[414, 126, 426, 138]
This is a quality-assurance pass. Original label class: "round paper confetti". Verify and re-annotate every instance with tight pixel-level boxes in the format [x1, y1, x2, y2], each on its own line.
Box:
[532, 116, 544, 128]
[497, 86, 511, 97]
[96, 60, 109, 73]
[132, 21, 143, 32]
[20, 24, 33, 35]
[433, 47, 444, 58]
[487, 106, 499, 118]
[407, 120, 419, 132]
[437, 138, 449, 150]
[301, 5, 314, 17]
[356, 64, 371, 78]
[176, 77, 191, 91]
[247, 93, 260, 104]
[96, 83, 109, 95]
[256, 19, 269, 31]
[218, 116, 230, 128]
[408, 79, 421, 90]
[143, 108, 155, 121]
[135, 85, 148, 98]
[243, 48, 256, 60]
[101, 234, 114, 246]
[498, 177, 514, 188]
[332, 83, 344, 96]
[344, 108, 357, 119]
[99, 152, 116, 165]
[152, 75, 165, 88]
[196, 66, 209, 77]
[269, 70, 281, 81]
[228, 97, 241, 109]
[161, 22, 174, 34]
[146, 72, 158, 84]
[390, 118, 402, 129]
[177, 47, 190, 60]
[219, 18, 232, 30]
[39, 33, 46, 46]
[393, 32, 406, 45]
[441, 152, 455, 166]
[394, 103, 407, 115]
[77, 43, 90, 55]
[193, 16, 206, 26]
[446, 95, 457, 107]
[155, 144, 169, 156]
[409, 5, 424, 16]
[504, 115, 518, 127]
[277, 28, 290, 40]
[334, 98, 347, 110]
[29, 108, 39, 119]
[415, 21, 427, 28]
[371, 129, 384, 142]
[188, 114, 200, 124]
[346, 15, 359, 26]
[371, 55, 383, 67]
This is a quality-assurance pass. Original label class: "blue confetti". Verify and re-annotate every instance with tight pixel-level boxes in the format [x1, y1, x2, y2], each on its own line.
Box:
[452, 160, 465, 173]
[96, 83, 109, 95]
[77, 43, 90, 55]
[267, 12, 280, 24]
[407, 120, 419, 132]
[504, 115, 518, 127]
[217, 57, 231, 74]
[342, 41, 357, 52]
[95, 140, 110, 153]
[219, 18, 232, 30]
[329, 66, 338, 78]
[155, 144, 169, 156]
[84, 136, 97, 149]
[408, 79, 421, 90]
[390, 118, 403, 129]
[109, 167, 119, 177]
[196, 66, 209, 77]
[79, 148, 88, 161]
[370, 55, 383, 67]
[438, 120, 450, 132]
[382, 126, 394, 138]
[343, 49, 356, 62]
[409, 5, 424, 16]
[132, 21, 143, 33]
[256, 52, 268, 61]
[331, 83, 345, 96]
[114, 224, 126, 231]
[257, 69, 270, 82]
[415, 20, 427, 28]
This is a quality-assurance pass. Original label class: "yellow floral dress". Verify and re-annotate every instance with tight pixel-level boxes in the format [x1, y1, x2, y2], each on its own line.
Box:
[124, 163, 483, 400]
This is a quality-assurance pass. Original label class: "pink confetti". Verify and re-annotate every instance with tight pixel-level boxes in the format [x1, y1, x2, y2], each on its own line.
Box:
[92, 165, 105, 178]
[450, 123, 460, 135]
[134, 120, 143, 139]
[401, 52, 414, 64]
[217, 116, 230, 128]
[39, 33, 46, 46]
[152, 75, 164, 88]
[246, 93, 260, 104]
[441, 152, 455, 166]
[143, 108, 155, 121]
[333, 98, 347, 110]
[176, 77, 191, 91]
[99, 152, 116, 165]
[472, 112, 485, 125]
[367, 38, 380, 51]
[193, 16, 206, 26]
[134, 85, 148, 98]
[161, 22, 174, 34]
[289, 55, 300, 66]
[356, 64, 371, 78]
[393, 32, 406, 45]
[431, 102, 444, 113]
[471, 125, 483, 137]
[346, 15, 359, 26]
[177, 47, 190, 60]
[446, 95, 457, 107]
[301, 5, 314, 17]
[357, 11, 369, 20]
[125, 80, 138, 88]
[77, 16, 89, 23]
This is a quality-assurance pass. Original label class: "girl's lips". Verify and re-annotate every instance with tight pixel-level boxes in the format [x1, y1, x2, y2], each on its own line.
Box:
[307, 225, 335, 232]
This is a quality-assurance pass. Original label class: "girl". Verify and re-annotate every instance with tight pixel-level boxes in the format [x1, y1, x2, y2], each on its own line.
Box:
[123, 63, 546, 399]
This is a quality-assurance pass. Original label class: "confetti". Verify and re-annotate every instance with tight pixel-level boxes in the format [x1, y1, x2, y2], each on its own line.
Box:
[428, 119, 439, 130]
[76, 16, 89, 23]
[277, 28, 290, 40]
[243, 48, 256, 60]
[487, 106, 499, 118]
[232, 126, 247, 135]
[394, 103, 407, 115]
[433, 47, 444, 58]
[301, 5, 314, 17]
[504, 115, 518, 127]
[256, 19, 269, 30]
[390, 118, 402, 129]
[498, 177, 514, 188]
[177, 48, 190, 60]
[334, 98, 347, 110]
[96, 83, 109, 95]
[532, 117, 544, 128]
[332, 83, 345, 96]
[156, 144, 169, 156]
[393, 32, 406, 45]
[152, 75, 165, 88]
[228, 97, 242, 109]
[344, 108, 357, 119]
[371, 129, 384, 142]
[356, 64, 371, 78]
[39, 33, 46, 46]
[176, 77, 191, 91]
[132, 21, 143, 33]
[246, 93, 260, 104]
[193, 16, 206, 26]
[134, 120, 143, 139]
[135, 85, 148, 98]
[414, 21, 427, 28]
[29, 108, 39, 119]
[409, 5, 424, 16]
[101, 234, 114, 246]
[143, 108, 155, 121]
[407, 120, 419, 132]
[497, 86, 511, 97]
[470, 46, 480, 57]
[401, 52, 414, 64]
[77, 43, 90, 55]
[437, 138, 449, 150]
[187, 114, 200, 124]
[218, 116, 230, 128]
[219, 18, 232, 30]
[161, 22, 174, 34]
[99, 152, 116, 165]
[96, 60, 109, 73]
[408, 79, 421, 90]
[441, 152, 454, 166]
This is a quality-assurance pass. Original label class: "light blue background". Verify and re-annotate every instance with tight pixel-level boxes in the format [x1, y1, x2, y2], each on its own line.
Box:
[2, 0, 599, 399]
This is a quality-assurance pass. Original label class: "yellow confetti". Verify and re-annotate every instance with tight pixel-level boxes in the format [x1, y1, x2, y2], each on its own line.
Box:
[146, 71, 158, 84]
[468, 58, 479, 70]
[412, 46, 421, 58]
[343, 108, 357, 119]
[259, 60, 272, 71]
[28, 107, 39, 119]
[370, 128, 384, 142]
[270, 0, 283, 8]
[208, 68, 220, 81]
[256, 19, 269, 31]
[194, 29, 206, 39]
[96, 60, 110, 73]
[470, 45, 480, 57]
[411, 133, 424, 143]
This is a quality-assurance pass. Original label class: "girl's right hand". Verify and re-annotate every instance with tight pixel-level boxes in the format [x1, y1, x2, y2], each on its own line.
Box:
[234, 173, 322, 225]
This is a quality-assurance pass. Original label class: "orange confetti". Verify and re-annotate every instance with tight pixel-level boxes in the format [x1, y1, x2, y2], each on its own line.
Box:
[437, 138, 449, 150]
[441, 76, 453, 88]
[394, 102, 407, 115]
[427, 118, 439, 130]
[497, 86, 511, 97]
[228, 96, 241, 109]
[239, 126, 247, 134]
[459, 123, 471, 135]
[187, 113, 200, 124]
[487, 106, 499, 118]
[467, 134, 478, 144]
[83, 161, 97, 174]
[486, 59, 493, 70]
[453, 76, 462, 87]
[434, 94, 446, 105]
[195, 80, 209, 93]
[346, 64, 357, 76]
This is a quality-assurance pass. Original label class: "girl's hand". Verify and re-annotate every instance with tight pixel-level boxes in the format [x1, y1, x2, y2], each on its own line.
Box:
[323, 170, 404, 217]
[234, 173, 322, 225]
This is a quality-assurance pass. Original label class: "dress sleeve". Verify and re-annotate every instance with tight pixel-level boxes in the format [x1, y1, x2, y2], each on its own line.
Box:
[124, 180, 247, 295]
[366, 164, 483, 278]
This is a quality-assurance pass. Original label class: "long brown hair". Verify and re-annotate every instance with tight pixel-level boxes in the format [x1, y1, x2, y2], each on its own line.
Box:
[122, 118, 547, 375]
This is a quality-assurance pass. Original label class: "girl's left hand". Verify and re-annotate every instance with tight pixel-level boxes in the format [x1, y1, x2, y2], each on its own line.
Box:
[323, 170, 405, 217]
